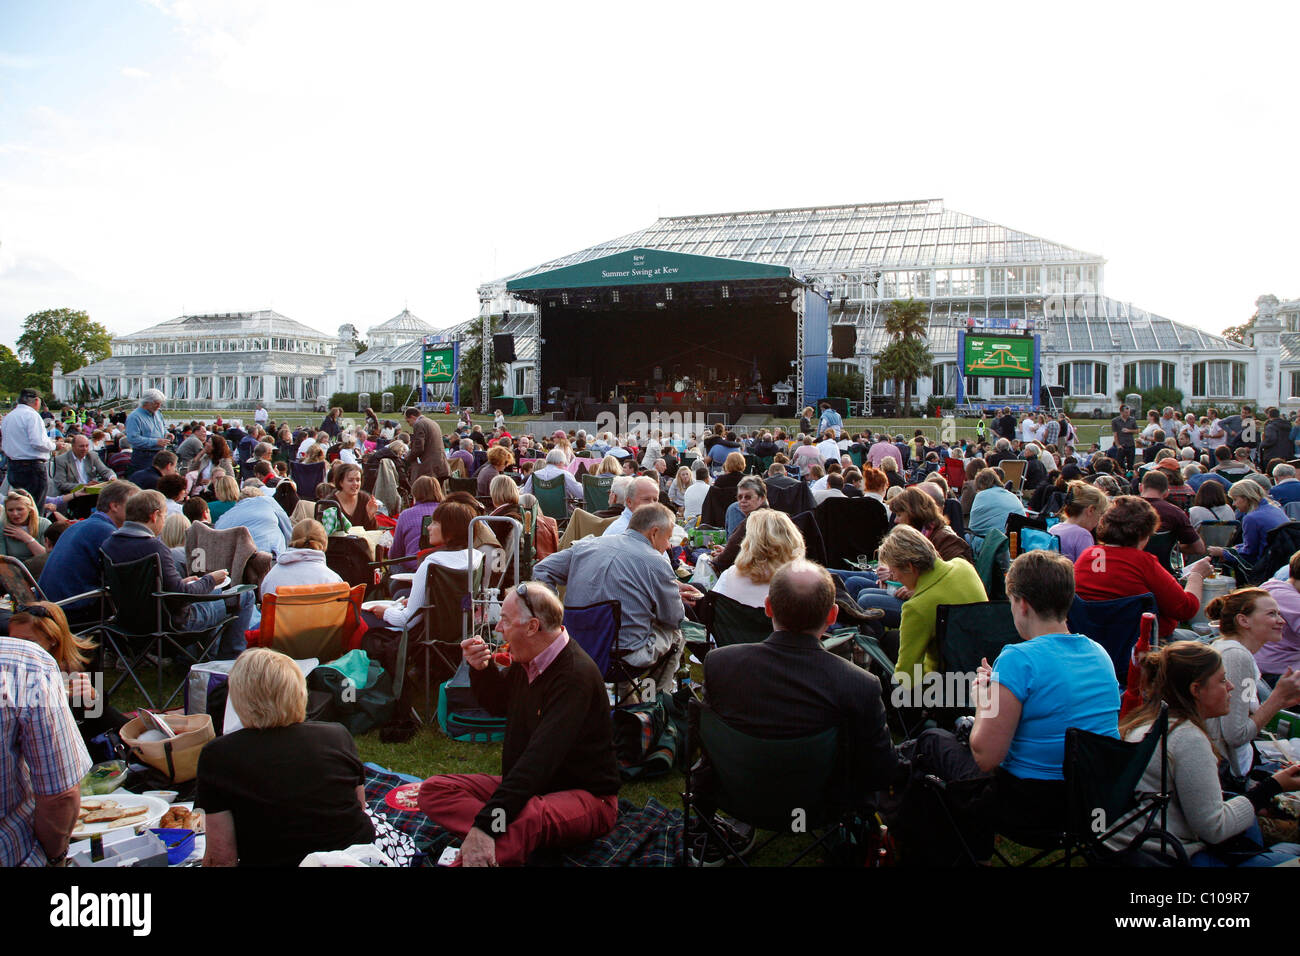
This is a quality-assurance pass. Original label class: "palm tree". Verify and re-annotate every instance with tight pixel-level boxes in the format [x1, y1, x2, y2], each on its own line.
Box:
[879, 299, 931, 414]
[877, 339, 933, 415]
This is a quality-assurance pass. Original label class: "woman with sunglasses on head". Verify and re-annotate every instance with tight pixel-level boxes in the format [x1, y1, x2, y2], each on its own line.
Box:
[1116, 641, 1300, 866]
[8, 601, 129, 746]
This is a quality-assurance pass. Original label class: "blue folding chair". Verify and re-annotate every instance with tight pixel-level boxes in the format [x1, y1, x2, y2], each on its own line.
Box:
[1067, 592, 1158, 686]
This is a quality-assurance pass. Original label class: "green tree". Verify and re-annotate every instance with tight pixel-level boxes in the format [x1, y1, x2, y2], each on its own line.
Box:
[826, 368, 865, 401]
[877, 339, 933, 415]
[16, 308, 112, 382]
[458, 317, 506, 409]
[879, 298, 932, 414]
[0, 345, 24, 397]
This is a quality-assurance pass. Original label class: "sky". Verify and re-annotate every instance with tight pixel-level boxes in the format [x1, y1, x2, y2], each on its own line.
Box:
[1, 0, 1298, 353]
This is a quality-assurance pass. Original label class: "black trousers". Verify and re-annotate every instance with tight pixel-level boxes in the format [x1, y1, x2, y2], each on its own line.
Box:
[7, 459, 48, 509]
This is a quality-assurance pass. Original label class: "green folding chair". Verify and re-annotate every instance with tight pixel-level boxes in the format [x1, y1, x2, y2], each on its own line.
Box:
[531, 473, 568, 522]
[972, 527, 1009, 600]
[581, 472, 614, 513]
[683, 699, 862, 867]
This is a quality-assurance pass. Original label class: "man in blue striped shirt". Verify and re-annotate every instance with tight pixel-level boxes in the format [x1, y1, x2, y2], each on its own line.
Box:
[125, 389, 171, 474]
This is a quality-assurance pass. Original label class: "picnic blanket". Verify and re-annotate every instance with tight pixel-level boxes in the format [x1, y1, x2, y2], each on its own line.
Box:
[362, 764, 684, 866]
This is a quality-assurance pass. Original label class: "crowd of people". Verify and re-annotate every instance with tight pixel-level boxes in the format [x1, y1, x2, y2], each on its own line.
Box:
[3, 389, 1300, 868]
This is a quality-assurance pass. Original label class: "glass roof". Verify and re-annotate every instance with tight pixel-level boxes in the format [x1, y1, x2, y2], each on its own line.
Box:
[493, 199, 1102, 286]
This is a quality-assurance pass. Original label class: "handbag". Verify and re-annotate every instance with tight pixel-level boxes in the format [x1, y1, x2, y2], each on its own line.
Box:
[119, 713, 215, 785]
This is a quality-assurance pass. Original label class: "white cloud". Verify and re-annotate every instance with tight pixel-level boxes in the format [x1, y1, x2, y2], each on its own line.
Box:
[120, 66, 151, 79]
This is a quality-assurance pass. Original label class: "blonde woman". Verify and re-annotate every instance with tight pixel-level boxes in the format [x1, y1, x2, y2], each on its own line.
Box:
[669, 466, 694, 510]
[711, 510, 805, 608]
[197, 648, 374, 867]
[209, 474, 241, 522]
[1, 490, 50, 562]
[162, 512, 191, 576]
[595, 454, 623, 476]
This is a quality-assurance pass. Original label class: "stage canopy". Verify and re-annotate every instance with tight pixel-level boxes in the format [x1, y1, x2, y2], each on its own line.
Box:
[505, 247, 798, 296]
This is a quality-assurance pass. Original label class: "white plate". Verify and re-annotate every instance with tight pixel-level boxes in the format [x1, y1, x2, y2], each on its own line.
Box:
[362, 600, 397, 613]
[389, 573, 414, 584]
[71, 793, 169, 840]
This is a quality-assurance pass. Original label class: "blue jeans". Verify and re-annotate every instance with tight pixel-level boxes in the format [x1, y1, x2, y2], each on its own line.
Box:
[1190, 823, 1300, 867]
[188, 588, 255, 659]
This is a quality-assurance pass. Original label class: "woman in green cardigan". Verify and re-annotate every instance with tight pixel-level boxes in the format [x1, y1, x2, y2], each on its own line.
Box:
[879, 523, 987, 689]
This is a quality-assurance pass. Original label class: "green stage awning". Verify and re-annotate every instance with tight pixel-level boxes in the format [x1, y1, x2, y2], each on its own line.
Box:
[505, 247, 796, 293]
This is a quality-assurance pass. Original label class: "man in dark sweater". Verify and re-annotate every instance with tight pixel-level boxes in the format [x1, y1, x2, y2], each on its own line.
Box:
[417, 582, 620, 866]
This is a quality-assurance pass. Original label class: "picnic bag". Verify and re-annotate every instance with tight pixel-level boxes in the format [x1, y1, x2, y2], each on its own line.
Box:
[306, 649, 396, 735]
[119, 713, 215, 785]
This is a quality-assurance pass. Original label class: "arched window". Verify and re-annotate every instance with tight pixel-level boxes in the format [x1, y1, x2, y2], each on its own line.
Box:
[1123, 361, 1176, 392]
[1192, 361, 1247, 399]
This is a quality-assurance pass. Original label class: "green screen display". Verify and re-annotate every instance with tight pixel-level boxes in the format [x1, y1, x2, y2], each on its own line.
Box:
[963, 335, 1034, 378]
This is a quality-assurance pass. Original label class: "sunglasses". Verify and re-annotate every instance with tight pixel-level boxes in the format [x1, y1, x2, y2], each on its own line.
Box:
[15, 604, 53, 620]
[515, 583, 537, 620]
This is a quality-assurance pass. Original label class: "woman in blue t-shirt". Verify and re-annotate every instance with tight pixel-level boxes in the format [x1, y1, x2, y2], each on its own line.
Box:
[967, 550, 1120, 843]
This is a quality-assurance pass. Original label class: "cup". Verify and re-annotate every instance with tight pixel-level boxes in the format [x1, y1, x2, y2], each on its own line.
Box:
[886, 581, 902, 597]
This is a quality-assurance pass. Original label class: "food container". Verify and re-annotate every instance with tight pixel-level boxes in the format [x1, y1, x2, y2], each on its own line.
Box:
[143, 790, 179, 804]
[69, 831, 167, 868]
[80, 760, 128, 795]
[148, 828, 196, 865]
[1189, 574, 1234, 626]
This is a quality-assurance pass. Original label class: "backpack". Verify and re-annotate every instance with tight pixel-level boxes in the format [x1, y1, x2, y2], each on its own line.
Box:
[306, 650, 396, 735]
[1239, 519, 1300, 586]
[436, 660, 506, 743]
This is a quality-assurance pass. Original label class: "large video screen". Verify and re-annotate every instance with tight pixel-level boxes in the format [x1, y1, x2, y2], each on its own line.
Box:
[963, 334, 1033, 379]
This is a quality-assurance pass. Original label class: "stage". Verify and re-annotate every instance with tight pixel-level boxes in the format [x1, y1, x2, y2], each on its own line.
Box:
[504, 246, 830, 417]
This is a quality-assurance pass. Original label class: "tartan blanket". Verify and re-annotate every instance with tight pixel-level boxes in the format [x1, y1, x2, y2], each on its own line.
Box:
[363, 765, 684, 867]
[562, 798, 684, 867]
[363, 766, 453, 867]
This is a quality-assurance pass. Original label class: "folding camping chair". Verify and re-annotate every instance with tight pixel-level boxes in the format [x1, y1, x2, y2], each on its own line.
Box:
[448, 477, 478, 496]
[531, 473, 569, 523]
[888, 599, 1022, 740]
[1063, 702, 1186, 866]
[326, 535, 376, 597]
[1067, 592, 1158, 687]
[402, 560, 485, 723]
[0, 554, 104, 643]
[682, 699, 867, 867]
[1143, 530, 1176, 576]
[581, 472, 614, 514]
[98, 551, 254, 710]
[696, 590, 771, 656]
[941, 457, 966, 491]
[290, 460, 326, 497]
[815, 496, 891, 569]
[245, 582, 366, 663]
[998, 460, 1026, 493]
[700, 485, 738, 529]
[1196, 520, 1240, 549]
[971, 527, 1010, 600]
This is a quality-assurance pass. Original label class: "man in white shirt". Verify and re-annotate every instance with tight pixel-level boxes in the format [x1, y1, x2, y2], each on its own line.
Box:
[602, 476, 662, 537]
[297, 430, 328, 460]
[1019, 414, 1037, 444]
[254, 403, 268, 428]
[815, 430, 840, 465]
[2, 388, 57, 506]
[1204, 410, 1226, 450]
